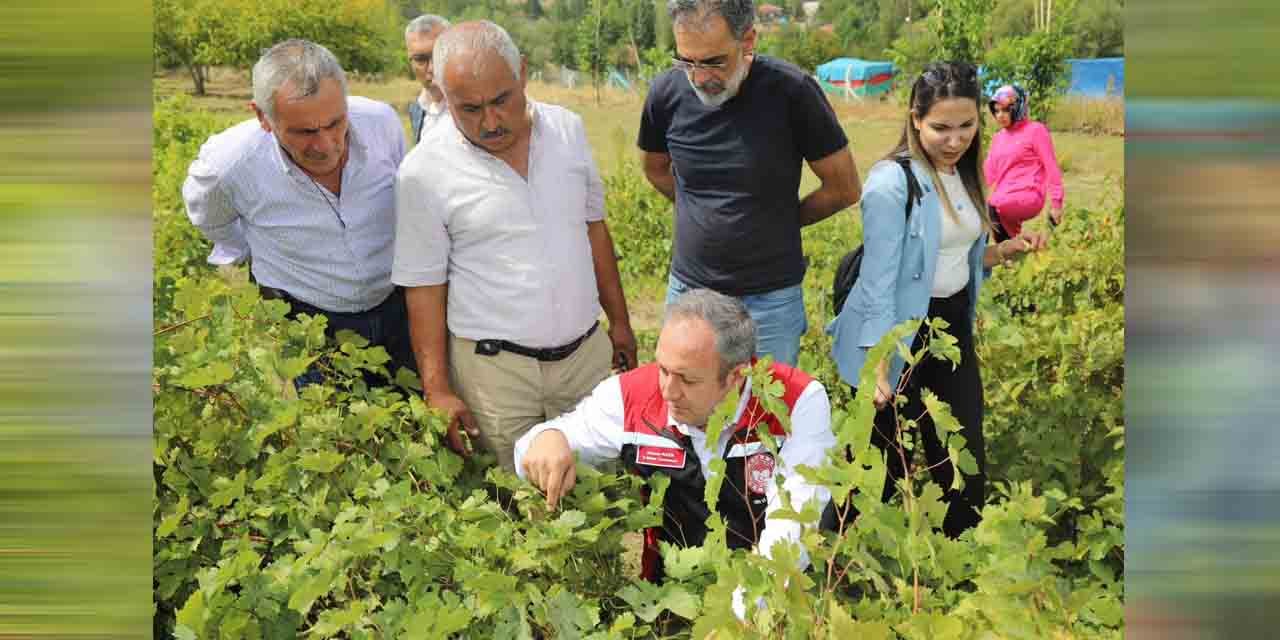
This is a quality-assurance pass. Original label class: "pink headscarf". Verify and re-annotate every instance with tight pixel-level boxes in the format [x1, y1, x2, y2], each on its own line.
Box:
[988, 84, 1029, 123]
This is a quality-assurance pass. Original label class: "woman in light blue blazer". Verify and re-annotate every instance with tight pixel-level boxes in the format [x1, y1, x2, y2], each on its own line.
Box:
[826, 62, 1045, 537]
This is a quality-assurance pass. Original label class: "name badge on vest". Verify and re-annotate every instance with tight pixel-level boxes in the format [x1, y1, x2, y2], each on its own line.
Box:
[745, 453, 776, 494]
[636, 446, 686, 469]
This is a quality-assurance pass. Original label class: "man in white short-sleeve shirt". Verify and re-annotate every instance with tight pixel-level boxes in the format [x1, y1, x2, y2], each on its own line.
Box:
[183, 39, 416, 386]
[393, 21, 636, 471]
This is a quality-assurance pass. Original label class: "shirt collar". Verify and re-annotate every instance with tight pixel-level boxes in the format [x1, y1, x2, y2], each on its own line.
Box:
[418, 88, 446, 115]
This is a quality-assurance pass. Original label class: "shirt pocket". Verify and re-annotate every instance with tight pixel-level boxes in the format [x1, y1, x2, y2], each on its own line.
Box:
[548, 160, 591, 225]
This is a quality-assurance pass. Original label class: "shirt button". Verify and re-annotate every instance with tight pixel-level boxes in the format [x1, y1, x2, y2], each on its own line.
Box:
[910, 231, 919, 238]
[913, 273, 921, 280]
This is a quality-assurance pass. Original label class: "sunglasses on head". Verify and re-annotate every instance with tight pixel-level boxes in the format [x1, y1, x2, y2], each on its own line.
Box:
[920, 62, 978, 84]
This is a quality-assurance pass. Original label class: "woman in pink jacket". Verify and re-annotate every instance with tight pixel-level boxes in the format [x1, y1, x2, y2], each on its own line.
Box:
[983, 84, 1065, 241]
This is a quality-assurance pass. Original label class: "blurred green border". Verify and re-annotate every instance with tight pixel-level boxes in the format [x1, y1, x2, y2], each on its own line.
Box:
[0, 2, 153, 637]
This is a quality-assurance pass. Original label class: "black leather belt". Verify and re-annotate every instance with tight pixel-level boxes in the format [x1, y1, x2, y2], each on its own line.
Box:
[474, 322, 599, 362]
[259, 285, 399, 317]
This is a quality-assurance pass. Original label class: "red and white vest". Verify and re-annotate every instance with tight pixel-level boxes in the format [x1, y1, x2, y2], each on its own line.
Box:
[616, 361, 814, 582]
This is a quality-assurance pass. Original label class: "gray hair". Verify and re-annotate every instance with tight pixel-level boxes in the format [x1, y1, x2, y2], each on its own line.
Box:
[405, 14, 450, 38]
[432, 20, 521, 93]
[252, 39, 347, 126]
[668, 0, 755, 40]
[665, 289, 756, 378]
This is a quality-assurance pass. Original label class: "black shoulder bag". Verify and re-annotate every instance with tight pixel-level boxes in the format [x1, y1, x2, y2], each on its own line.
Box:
[830, 155, 923, 315]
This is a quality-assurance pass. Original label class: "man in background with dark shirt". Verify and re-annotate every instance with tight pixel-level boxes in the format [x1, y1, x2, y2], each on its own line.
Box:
[638, 0, 862, 365]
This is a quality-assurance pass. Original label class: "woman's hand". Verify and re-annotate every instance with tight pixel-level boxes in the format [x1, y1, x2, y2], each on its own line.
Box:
[991, 231, 1047, 266]
[1049, 206, 1064, 227]
[1011, 231, 1048, 255]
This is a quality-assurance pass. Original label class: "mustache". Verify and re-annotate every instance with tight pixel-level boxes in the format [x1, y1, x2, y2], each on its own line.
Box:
[480, 127, 509, 140]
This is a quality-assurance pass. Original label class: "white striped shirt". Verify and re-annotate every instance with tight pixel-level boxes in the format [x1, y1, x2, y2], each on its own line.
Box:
[182, 97, 406, 313]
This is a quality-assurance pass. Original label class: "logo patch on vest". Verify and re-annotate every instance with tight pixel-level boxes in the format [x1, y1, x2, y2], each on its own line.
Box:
[745, 453, 776, 494]
[636, 446, 686, 469]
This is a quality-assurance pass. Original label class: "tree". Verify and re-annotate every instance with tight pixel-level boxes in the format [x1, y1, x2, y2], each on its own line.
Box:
[757, 24, 845, 72]
[989, 0, 1119, 58]
[824, 0, 877, 55]
[982, 27, 1076, 120]
[654, 0, 674, 52]
[576, 0, 608, 103]
[885, 14, 940, 83]
[627, 0, 658, 53]
[874, 0, 907, 51]
[1072, 0, 1122, 57]
[505, 16, 557, 73]
[154, 0, 261, 96]
[933, 0, 993, 62]
[264, 0, 401, 75]
[788, 0, 808, 22]
[554, 0, 590, 21]
[393, 0, 420, 21]
[988, 0, 1037, 43]
[551, 20, 580, 68]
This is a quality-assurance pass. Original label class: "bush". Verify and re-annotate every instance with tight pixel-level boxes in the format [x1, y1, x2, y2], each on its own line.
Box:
[153, 94, 242, 323]
[979, 202, 1126, 585]
[153, 97, 1124, 639]
[757, 25, 846, 74]
[602, 157, 673, 297]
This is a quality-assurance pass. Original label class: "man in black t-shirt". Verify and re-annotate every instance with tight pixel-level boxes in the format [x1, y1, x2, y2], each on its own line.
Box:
[638, 0, 862, 366]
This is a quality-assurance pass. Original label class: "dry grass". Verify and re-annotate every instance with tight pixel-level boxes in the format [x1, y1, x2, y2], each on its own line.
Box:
[1049, 96, 1126, 137]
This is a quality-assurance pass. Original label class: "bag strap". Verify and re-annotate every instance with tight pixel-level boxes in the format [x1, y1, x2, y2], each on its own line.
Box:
[894, 155, 923, 221]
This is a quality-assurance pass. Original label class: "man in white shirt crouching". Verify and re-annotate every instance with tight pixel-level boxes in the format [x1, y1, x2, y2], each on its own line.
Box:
[515, 288, 835, 588]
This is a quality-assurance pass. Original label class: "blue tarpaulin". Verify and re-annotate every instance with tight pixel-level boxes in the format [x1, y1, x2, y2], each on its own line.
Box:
[979, 58, 1124, 98]
[816, 58, 895, 83]
[815, 58, 896, 98]
[1065, 57, 1124, 97]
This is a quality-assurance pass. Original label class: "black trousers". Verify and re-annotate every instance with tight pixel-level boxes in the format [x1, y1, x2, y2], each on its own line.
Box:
[263, 285, 419, 389]
[828, 286, 986, 539]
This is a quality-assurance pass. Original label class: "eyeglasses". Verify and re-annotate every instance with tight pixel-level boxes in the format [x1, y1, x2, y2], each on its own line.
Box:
[671, 57, 728, 73]
[410, 53, 433, 65]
